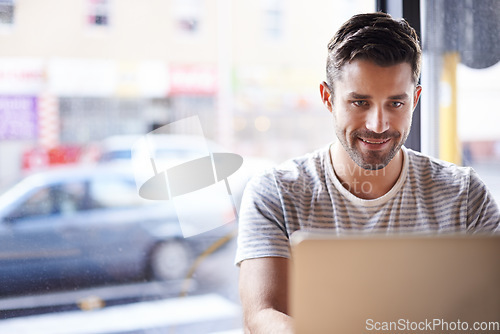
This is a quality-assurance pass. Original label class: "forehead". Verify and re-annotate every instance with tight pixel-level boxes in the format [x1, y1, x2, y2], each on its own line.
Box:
[335, 60, 415, 95]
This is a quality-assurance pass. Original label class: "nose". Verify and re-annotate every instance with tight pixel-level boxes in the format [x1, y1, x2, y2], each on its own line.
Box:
[365, 104, 389, 134]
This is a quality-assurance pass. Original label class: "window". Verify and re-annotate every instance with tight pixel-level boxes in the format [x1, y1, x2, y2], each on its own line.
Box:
[262, 0, 284, 40]
[0, 1, 379, 332]
[0, 0, 14, 27]
[7, 187, 53, 221]
[173, 0, 202, 37]
[421, 0, 500, 204]
[5, 182, 87, 222]
[55, 182, 87, 215]
[87, 0, 110, 27]
[59, 97, 146, 143]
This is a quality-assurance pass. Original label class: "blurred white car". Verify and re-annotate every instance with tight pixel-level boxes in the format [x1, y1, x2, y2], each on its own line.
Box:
[96, 134, 276, 210]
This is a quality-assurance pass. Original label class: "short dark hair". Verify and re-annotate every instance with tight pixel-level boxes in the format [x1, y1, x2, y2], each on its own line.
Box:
[326, 12, 421, 87]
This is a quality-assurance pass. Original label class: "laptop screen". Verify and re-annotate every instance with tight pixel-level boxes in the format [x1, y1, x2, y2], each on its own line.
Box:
[289, 231, 500, 334]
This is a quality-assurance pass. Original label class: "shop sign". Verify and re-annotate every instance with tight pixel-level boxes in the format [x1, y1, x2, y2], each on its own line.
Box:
[0, 59, 45, 94]
[115, 60, 169, 97]
[169, 65, 217, 95]
[0, 96, 37, 140]
[48, 59, 169, 98]
[48, 58, 116, 97]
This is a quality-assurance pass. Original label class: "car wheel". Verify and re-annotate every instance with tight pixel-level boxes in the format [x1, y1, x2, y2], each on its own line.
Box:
[148, 240, 191, 281]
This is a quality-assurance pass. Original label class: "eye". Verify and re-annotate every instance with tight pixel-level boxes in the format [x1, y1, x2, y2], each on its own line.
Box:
[390, 101, 403, 108]
[352, 100, 368, 107]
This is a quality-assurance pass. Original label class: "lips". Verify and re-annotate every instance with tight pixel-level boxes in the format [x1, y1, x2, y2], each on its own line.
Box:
[359, 138, 390, 145]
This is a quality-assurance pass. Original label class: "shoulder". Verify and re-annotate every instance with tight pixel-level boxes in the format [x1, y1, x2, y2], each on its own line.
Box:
[404, 148, 500, 230]
[405, 147, 473, 184]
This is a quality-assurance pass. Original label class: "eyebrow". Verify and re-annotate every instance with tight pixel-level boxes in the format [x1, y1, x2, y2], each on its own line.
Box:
[388, 93, 410, 100]
[347, 92, 410, 100]
[347, 92, 371, 99]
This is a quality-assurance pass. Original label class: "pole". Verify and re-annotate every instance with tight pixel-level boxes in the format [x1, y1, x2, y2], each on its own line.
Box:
[439, 52, 461, 164]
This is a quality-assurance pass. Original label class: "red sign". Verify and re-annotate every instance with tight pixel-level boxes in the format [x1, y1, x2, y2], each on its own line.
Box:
[22, 146, 82, 171]
[169, 65, 217, 95]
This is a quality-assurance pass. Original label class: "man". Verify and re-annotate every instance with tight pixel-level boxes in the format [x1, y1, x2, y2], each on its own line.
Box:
[236, 12, 500, 333]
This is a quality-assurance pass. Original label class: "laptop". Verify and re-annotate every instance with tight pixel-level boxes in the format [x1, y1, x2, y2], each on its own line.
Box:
[289, 231, 500, 334]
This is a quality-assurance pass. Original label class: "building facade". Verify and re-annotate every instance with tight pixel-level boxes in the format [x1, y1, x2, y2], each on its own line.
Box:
[0, 0, 373, 186]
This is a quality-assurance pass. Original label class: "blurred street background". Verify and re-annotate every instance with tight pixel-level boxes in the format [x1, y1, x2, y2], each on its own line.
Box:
[0, 0, 498, 333]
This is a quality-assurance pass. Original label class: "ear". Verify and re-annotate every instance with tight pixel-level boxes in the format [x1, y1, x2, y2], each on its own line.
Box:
[413, 85, 422, 110]
[320, 81, 333, 112]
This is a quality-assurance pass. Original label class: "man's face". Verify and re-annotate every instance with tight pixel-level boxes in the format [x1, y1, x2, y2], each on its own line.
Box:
[322, 59, 422, 170]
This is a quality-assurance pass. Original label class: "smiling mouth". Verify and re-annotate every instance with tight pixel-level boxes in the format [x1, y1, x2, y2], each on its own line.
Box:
[359, 138, 390, 145]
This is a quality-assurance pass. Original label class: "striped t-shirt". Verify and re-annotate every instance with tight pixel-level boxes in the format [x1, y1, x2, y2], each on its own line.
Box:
[235, 145, 500, 265]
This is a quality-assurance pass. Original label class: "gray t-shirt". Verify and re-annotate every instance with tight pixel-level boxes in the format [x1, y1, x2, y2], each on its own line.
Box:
[235, 145, 500, 265]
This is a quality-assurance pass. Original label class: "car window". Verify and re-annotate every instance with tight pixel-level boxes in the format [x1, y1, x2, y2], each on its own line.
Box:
[99, 150, 132, 162]
[6, 187, 53, 221]
[6, 182, 88, 222]
[54, 182, 87, 215]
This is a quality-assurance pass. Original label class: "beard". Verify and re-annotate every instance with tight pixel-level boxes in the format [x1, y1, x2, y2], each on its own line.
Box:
[336, 128, 407, 170]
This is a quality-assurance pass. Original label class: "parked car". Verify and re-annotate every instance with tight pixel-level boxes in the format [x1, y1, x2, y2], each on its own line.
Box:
[0, 163, 237, 296]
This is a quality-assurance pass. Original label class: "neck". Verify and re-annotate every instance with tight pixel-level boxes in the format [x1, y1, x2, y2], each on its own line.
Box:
[330, 142, 404, 200]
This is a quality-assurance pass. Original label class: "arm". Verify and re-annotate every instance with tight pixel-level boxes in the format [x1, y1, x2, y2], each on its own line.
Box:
[239, 257, 293, 334]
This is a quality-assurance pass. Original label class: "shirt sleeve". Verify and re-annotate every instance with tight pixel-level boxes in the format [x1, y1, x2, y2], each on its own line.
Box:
[466, 169, 500, 233]
[235, 171, 291, 266]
